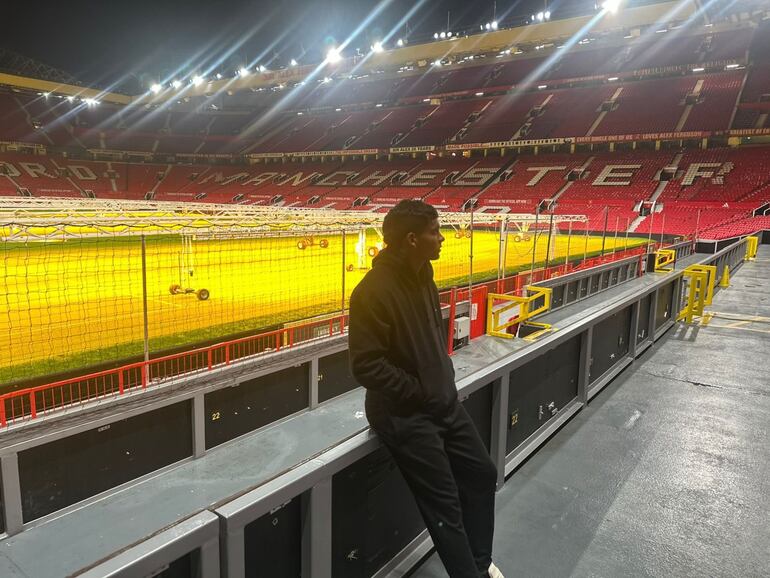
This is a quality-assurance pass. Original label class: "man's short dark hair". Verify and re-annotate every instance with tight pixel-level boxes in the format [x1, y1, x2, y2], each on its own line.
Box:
[383, 200, 439, 247]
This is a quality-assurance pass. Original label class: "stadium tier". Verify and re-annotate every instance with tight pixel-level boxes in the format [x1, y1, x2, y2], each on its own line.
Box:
[1, 22, 768, 153]
[1, 19, 769, 243]
[3, 147, 769, 239]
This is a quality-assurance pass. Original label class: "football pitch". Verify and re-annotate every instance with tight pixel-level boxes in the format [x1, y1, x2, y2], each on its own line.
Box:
[1, 229, 648, 386]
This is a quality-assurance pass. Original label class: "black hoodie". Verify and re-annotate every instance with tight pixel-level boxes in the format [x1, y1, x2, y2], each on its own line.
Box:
[349, 247, 458, 417]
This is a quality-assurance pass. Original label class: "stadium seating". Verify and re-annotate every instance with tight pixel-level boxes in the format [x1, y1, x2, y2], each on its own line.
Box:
[699, 215, 770, 239]
[593, 76, 694, 135]
[682, 72, 745, 132]
[0, 22, 768, 242]
[658, 147, 770, 202]
[526, 85, 614, 139]
[562, 151, 670, 202]
[634, 204, 753, 237]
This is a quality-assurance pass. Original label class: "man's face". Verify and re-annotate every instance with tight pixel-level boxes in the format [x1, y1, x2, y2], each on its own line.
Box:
[414, 218, 445, 261]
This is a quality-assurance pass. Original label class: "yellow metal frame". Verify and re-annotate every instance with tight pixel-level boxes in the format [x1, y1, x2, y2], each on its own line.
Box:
[677, 264, 716, 324]
[745, 236, 759, 261]
[487, 285, 553, 340]
[654, 249, 676, 273]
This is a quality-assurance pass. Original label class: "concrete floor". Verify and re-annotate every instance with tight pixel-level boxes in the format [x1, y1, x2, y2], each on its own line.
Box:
[413, 246, 770, 578]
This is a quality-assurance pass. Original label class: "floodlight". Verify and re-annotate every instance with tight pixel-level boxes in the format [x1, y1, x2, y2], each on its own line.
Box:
[433, 59, 442, 67]
[491, 20, 499, 29]
[434, 32, 439, 39]
[216, 73, 223, 79]
[290, 59, 298, 66]
[440, 31, 446, 39]
[171, 79, 182, 88]
[371, 41, 384, 53]
[192, 75, 204, 86]
[544, 12, 551, 20]
[326, 47, 342, 63]
[66, 96, 75, 102]
[537, 12, 545, 21]
[602, 0, 621, 13]
[397, 38, 404, 47]
[258, 65, 267, 72]
[238, 67, 250, 76]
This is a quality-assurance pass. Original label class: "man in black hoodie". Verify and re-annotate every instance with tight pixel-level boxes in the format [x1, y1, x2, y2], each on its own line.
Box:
[349, 200, 502, 578]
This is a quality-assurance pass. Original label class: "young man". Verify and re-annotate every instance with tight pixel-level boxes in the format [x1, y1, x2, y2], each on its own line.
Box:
[349, 200, 503, 578]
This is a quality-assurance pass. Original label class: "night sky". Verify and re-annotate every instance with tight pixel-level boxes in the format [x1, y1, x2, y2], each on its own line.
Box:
[3, 0, 613, 91]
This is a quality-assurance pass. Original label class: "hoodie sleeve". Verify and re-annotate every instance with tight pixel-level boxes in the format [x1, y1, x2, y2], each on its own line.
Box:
[348, 285, 422, 404]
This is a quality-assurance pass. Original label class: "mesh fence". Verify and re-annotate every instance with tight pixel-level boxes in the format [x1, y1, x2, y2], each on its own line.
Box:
[0, 206, 650, 388]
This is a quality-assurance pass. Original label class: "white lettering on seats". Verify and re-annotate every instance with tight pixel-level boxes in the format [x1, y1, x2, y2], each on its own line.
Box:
[592, 164, 642, 186]
[241, 172, 280, 187]
[402, 169, 444, 186]
[526, 166, 566, 186]
[454, 167, 500, 186]
[316, 171, 358, 186]
[67, 166, 97, 180]
[680, 163, 722, 186]
[355, 171, 398, 186]
[199, 172, 250, 185]
[19, 163, 54, 178]
[275, 172, 322, 187]
[0, 162, 21, 177]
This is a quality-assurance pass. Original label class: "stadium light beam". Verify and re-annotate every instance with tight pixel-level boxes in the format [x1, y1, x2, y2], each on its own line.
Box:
[290, 58, 298, 66]
[371, 41, 384, 53]
[601, 0, 622, 14]
[192, 75, 204, 86]
[326, 47, 342, 64]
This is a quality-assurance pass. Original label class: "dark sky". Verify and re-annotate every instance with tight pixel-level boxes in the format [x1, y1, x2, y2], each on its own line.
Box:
[2, 0, 600, 91]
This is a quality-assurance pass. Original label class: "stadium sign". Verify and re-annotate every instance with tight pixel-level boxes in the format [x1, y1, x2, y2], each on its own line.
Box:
[285, 148, 382, 158]
[575, 132, 707, 143]
[726, 128, 770, 137]
[389, 146, 436, 153]
[249, 152, 287, 159]
[445, 138, 568, 151]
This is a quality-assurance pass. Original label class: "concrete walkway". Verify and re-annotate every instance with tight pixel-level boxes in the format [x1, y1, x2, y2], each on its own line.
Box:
[413, 246, 770, 578]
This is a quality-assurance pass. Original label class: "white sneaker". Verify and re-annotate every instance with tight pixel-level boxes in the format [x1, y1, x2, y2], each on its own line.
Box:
[487, 562, 505, 578]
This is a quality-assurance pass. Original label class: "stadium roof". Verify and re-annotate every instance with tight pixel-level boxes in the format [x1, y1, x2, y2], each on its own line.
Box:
[0, 0, 700, 95]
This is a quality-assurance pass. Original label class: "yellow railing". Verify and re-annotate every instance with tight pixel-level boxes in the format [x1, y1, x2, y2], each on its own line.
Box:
[487, 285, 553, 340]
[654, 249, 676, 273]
[677, 264, 716, 324]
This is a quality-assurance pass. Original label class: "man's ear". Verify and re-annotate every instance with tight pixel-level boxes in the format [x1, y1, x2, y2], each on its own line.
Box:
[405, 231, 418, 248]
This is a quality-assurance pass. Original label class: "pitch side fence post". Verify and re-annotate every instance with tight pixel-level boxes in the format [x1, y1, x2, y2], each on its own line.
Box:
[141, 235, 150, 366]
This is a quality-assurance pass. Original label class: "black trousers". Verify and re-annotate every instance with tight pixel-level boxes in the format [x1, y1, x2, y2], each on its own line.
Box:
[367, 400, 498, 578]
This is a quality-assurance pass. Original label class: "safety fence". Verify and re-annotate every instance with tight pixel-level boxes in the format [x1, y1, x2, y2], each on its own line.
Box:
[0, 241, 655, 428]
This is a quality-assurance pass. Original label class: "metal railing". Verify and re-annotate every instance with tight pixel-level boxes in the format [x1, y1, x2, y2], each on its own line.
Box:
[0, 243, 655, 428]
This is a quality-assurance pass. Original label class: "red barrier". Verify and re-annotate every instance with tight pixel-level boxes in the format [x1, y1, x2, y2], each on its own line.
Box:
[0, 315, 348, 427]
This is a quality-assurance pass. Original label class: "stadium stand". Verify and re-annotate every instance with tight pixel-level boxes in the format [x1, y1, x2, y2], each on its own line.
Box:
[0, 20, 767, 242]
